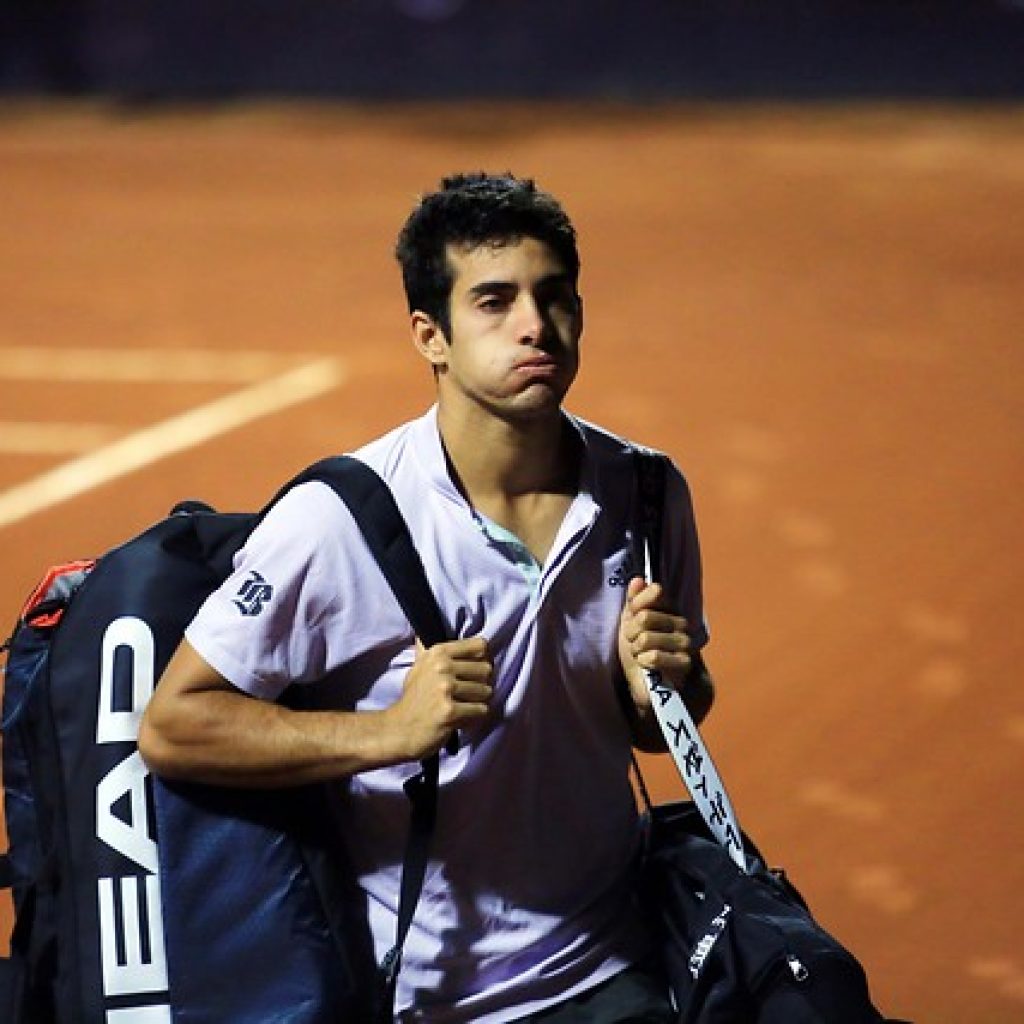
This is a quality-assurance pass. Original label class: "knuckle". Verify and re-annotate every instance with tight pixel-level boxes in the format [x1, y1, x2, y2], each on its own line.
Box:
[423, 646, 445, 669]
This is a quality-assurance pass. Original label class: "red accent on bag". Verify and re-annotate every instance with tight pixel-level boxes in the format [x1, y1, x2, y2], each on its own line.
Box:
[21, 560, 97, 628]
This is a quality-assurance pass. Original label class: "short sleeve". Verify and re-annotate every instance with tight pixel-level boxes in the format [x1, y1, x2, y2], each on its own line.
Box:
[661, 462, 710, 651]
[184, 483, 347, 700]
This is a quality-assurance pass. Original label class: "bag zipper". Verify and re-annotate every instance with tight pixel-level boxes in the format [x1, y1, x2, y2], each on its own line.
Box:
[787, 954, 810, 982]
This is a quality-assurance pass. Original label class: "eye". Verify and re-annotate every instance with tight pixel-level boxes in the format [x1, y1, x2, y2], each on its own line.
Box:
[477, 294, 508, 313]
[541, 287, 579, 316]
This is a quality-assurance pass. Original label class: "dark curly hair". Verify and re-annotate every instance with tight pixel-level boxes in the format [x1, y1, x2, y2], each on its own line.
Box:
[395, 172, 580, 336]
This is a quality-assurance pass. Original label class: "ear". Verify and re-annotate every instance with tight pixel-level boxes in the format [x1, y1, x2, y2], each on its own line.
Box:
[411, 311, 449, 368]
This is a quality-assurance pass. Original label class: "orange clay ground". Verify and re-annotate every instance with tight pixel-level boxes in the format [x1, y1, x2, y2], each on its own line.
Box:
[1, 101, 1022, 1022]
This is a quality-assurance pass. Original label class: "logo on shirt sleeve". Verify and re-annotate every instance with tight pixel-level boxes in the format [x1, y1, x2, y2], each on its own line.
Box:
[608, 552, 636, 587]
[233, 570, 274, 616]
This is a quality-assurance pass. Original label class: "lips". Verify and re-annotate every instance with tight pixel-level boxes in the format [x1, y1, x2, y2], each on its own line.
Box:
[513, 355, 559, 372]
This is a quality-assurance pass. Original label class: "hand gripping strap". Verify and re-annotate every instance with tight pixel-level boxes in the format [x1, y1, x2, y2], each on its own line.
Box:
[632, 450, 748, 873]
[280, 455, 451, 1020]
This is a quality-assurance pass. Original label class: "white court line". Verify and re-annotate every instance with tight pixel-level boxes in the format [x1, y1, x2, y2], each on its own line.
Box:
[0, 347, 305, 382]
[0, 422, 119, 454]
[0, 358, 344, 531]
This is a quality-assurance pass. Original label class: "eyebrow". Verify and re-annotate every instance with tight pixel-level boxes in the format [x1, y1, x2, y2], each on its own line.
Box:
[466, 272, 576, 298]
[466, 281, 515, 298]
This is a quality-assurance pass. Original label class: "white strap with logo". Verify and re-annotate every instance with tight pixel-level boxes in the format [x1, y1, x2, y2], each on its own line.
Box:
[641, 539, 748, 874]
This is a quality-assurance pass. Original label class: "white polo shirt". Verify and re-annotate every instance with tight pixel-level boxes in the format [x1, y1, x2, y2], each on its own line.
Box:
[185, 406, 708, 1023]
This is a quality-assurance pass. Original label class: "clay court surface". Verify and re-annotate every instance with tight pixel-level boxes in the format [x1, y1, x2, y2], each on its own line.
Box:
[1, 100, 1021, 1021]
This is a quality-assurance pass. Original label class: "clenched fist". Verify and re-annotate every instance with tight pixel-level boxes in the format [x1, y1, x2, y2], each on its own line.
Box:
[618, 578, 694, 717]
[383, 637, 494, 762]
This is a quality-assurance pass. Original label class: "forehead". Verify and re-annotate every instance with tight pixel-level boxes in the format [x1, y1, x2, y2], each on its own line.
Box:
[445, 236, 569, 290]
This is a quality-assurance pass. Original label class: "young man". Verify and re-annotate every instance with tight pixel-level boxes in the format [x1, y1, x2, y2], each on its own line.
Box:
[140, 172, 714, 1022]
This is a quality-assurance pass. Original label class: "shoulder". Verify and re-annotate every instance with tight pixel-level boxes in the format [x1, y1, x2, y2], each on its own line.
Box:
[246, 410, 435, 559]
[244, 481, 357, 566]
[569, 413, 694, 502]
[569, 414, 633, 460]
[348, 409, 436, 483]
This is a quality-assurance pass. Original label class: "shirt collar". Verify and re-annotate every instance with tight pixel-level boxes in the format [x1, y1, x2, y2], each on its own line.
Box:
[410, 404, 602, 518]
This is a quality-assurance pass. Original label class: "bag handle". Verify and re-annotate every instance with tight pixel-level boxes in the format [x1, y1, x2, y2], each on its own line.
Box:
[282, 455, 454, 1021]
[632, 449, 748, 873]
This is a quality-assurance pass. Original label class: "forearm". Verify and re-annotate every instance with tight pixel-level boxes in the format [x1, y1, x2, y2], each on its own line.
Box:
[139, 640, 411, 788]
[140, 692, 404, 788]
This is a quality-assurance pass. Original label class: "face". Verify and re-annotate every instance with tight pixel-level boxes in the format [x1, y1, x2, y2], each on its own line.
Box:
[413, 236, 582, 423]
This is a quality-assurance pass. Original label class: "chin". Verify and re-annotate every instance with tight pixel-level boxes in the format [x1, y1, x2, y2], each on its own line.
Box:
[508, 393, 568, 422]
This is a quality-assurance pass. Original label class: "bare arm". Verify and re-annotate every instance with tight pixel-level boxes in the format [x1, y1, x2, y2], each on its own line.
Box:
[617, 577, 715, 753]
[139, 637, 493, 788]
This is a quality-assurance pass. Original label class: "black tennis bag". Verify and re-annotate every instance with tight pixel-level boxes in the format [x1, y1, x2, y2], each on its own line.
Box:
[632, 450, 906, 1024]
[639, 803, 897, 1023]
[0, 457, 446, 1024]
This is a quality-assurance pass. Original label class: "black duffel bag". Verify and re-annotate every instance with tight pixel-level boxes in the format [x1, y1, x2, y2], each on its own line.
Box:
[638, 801, 901, 1023]
[630, 449, 908, 1023]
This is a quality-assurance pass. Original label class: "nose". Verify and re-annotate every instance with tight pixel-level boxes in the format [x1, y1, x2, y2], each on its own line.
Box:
[515, 295, 545, 345]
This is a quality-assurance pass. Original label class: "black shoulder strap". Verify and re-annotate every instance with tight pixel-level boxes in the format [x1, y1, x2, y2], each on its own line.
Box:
[282, 455, 449, 1022]
[281, 456, 448, 648]
[633, 447, 668, 582]
[625, 448, 670, 813]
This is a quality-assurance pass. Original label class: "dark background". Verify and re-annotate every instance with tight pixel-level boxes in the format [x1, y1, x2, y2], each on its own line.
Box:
[3, 0, 1024, 101]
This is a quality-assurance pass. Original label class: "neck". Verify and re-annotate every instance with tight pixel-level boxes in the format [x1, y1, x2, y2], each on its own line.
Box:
[437, 402, 577, 502]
